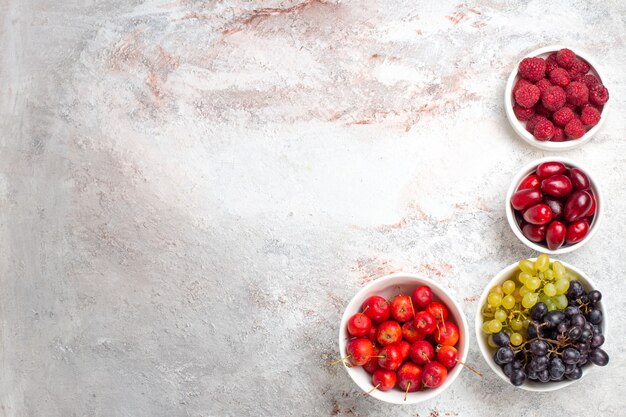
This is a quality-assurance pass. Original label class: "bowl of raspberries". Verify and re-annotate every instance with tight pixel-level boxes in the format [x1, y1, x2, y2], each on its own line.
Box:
[505, 46, 610, 151]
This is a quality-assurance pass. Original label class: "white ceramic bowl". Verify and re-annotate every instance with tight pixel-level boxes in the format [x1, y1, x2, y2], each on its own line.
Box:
[505, 45, 610, 151]
[505, 157, 603, 255]
[475, 258, 607, 392]
[338, 273, 469, 404]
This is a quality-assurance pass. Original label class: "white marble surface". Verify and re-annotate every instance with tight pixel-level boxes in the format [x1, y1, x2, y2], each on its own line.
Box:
[0, 0, 625, 416]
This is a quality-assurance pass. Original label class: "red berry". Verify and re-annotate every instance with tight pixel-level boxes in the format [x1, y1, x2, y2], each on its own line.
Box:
[397, 340, 411, 361]
[566, 220, 590, 244]
[376, 321, 402, 346]
[397, 362, 423, 393]
[513, 104, 535, 121]
[535, 78, 553, 93]
[545, 53, 559, 74]
[564, 190, 593, 222]
[541, 86, 566, 111]
[362, 296, 390, 324]
[552, 107, 576, 127]
[556, 48, 576, 69]
[410, 340, 435, 365]
[437, 345, 458, 368]
[426, 302, 448, 324]
[533, 118, 555, 141]
[589, 84, 609, 106]
[544, 197, 564, 220]
[347, 313, 372, 337]
[514, 84, 541, 108]
[422, 361, 448, 388]
[521, 223, 547, 243]
[513, 78, 533, 94]
[536, 161, 566, 178]
[551, 126, 566, 142]
[526, 115, 548, 133]
[587, 195, 597, 216]
[413, 310, 437, 335]
[569, 167, 591, 190]
[346, 338, 374, 366]
[565, 81, 589, 106]
[568, 59, 590, 77]
[549, 68, 570, 87]
[564, 118, 585, 139]
[390, 295, 414, 322]
[523, 203, 553, 225]
[546, 221, 567, 250]
[579, 74, 600, 89]
[518, 174, 540, 190]
[363, 346, 381, 373]
[411, 286, 433, 309]
[402, 321, 425, 343]
[519, 57, 546, 82]
[541, 175, 573, 198]
[534, 101, 553, 118]
[372, 369, 397, 391]
[510, 188, 543, 211]
[580, 106, 601, 127]
[378, 344, 404, 370]
[434, 321, 459, 346]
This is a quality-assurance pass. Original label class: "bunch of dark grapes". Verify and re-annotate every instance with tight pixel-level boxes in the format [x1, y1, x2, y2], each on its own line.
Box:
[492, 280, 608, 386]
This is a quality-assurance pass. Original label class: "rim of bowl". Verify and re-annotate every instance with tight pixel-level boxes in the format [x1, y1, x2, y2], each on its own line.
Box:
[505, 156, 603, 255]
[475, 258, 607, 392]
[338, 273, 469, 404]
[504, 45, 610, 151]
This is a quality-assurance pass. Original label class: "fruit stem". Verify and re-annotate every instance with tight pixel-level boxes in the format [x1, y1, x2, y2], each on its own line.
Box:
[404, 382, 410, 401]
[440, 312, 447, 332]
[455, 359, 483, 377]
[329, 355, 351, 366]
[364, 383, 380, 396]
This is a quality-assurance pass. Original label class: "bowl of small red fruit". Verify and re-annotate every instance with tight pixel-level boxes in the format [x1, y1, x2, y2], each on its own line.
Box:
[337, 273, 469, 404]
[505, 45, 610, 151]
[506, 157, 603, 254]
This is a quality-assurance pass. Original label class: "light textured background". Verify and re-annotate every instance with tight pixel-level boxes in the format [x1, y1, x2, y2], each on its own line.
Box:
[0, 0, 624, 416]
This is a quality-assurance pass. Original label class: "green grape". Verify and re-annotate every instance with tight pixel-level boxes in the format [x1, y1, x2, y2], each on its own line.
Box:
[501, 295, 516, 310]
[513, 288, 522, 303]
[492, 285, 504, 296]
[555, 294, 568, 309]
[482, 321, 491, 333]
[539, 293, 550, 304]
[510, 319, 523, 331]
[543, 282, 557, 297]
[555, 278, 569, 295]
[565, 272, 576, 282]
[488, 320, 502, 333]
[519, 286, 532, 296]
[519, 259, 534, 274]
[552, 261, 565, 279]
[522, 292, 538, 308]
[502, 280, 516, 295]
[535, 254, 550, 272]
[487, 292, 502, 308]
[546, 299, 558, 311]
[495, 309, 507, 322]
[544, 269, 554, 281]
[525, 276, 541, 291]
[538, 271, 544, 280]
[522, 319, 530, 328]
[510, 332, 523, 346]
[518, 272, 532, 285]
[487, 335, 497, 348]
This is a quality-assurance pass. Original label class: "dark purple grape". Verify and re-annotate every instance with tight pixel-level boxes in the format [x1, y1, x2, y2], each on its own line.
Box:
[544, 311, 566, 328]
[563, 348, 581, 365]
[528, 369, 538, 380]
[588, 290, 602, 304]
[567, 281, 584, 299]
[538, 369, 550, 383]
[590, 348, 609, 366]
[564, 363, 577, 374]
[590, 335, 604, 349]
[510, 369, 526, 386]
[549, 357, 565, 380]
[592, 324, 602, 335]
[492, 332, 510, 347]
[557, 322, 568, 334]
[496, 347, 515, 364]
[568, 326, 582, 340]
[587, 309, 603, 325]
[502, 362, 514, 378]
[564, 306, 580, 318]
[566, 366, 582, 380]
[527, 321, 541, 339]
[530, 340, 549, 356]
[570, 314, 586, 328]
[530, 355, 549, 372]
[530, 302, 548, 321]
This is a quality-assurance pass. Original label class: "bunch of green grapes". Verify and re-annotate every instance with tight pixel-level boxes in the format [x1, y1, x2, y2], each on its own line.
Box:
[482, 254, 572, 347]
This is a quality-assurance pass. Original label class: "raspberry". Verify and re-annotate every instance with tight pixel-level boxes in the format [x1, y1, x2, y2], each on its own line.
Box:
[564, 118, 585, 139]
[552, 126, 566, 142]
[526, 115, 548, 133]
[563, 102, 577, 112]
[533, 118, 555, 141]
[589, 84, 609, 106]
[514, 84, 541, 108]
[565, 81, 589, 106]
[534, 102, 553, 118]
[513, 78, 532, 94]
[513, 104, 535, 121]
[549, 68, 570, 87]
[556, 48, 576, 69]
[552, 107, 576, 127]
[541, 86, 566, 111]
[579, 74, 600, 89]
[580, 106, 601, 126]
[568, 59, 590, 77]
[519, 57, 546, 82]
[545, 53, 559, 75]
[535, 78, 552, 93]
